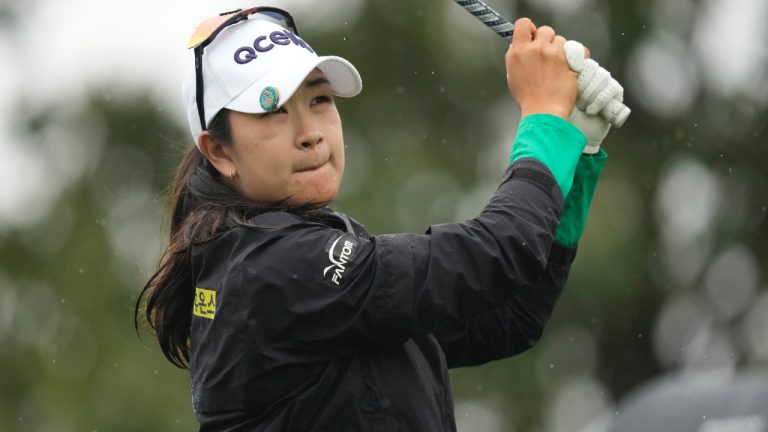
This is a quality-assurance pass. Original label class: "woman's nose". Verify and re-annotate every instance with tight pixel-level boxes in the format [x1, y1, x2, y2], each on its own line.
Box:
[300, 132, 322, 149]
[295, 115, 323, 150]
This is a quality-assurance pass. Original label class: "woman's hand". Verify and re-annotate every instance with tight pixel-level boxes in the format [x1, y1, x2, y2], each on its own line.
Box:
[505, 18, 578, 120]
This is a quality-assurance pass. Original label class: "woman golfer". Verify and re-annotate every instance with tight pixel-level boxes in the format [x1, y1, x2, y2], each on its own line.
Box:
[136, 6, 609, 431]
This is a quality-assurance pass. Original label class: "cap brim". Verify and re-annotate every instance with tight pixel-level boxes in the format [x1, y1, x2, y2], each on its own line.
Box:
[225, 55, 362, 114]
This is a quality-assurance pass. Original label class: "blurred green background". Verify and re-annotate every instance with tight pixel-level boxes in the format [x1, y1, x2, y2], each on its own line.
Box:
[1, 0, 766, 430]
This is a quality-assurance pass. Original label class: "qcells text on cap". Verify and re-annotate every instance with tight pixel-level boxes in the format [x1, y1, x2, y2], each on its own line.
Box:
[234, 30, 315, 65]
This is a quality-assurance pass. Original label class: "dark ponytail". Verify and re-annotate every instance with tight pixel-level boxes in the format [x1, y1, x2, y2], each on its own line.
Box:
[135, 109, 300, 368]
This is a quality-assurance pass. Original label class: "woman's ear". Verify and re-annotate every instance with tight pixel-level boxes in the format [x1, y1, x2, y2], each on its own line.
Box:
[197, 132, 237, 179]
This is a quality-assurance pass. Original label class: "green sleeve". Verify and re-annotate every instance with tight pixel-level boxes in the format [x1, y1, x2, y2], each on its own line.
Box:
[509, 114, 587, 198]
[554, 149, 608, 247]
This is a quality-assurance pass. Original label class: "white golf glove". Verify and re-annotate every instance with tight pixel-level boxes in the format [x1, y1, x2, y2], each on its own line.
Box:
[563, 40, 630, 127]
[569, 107, 610, 155]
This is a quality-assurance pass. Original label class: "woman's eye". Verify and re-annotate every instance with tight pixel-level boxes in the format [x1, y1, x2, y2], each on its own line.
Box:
[312, 95, 332, 106]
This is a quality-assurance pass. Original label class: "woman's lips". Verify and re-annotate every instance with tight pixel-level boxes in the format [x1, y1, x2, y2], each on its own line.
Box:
[296, 160, 329, 172]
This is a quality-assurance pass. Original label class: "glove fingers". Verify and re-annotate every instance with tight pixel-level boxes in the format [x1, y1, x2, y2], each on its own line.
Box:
[576, 61, 597, 110]
[577, 59, 599, 93]
[586, 79, 624, 115]
[582, 67, 611, 105]
[576, 57, 630, 125]
[564, 40, 586, 72]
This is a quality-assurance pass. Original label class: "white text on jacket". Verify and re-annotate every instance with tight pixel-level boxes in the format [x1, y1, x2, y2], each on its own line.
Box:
[323, 236, 356, 285]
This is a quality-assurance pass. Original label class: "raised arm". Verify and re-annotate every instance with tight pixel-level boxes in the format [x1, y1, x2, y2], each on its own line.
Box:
[435, 150, 607, 368]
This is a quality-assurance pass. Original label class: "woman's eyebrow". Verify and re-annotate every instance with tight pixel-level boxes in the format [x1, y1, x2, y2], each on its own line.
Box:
[305, 77, 331, 88]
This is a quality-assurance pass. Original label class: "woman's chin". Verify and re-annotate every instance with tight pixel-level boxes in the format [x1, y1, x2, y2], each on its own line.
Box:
[286, 192, 337, 208]
[287, 181, 339, 207]
[286, 166, 339, 206]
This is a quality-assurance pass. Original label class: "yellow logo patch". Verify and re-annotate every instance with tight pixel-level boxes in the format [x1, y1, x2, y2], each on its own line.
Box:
[193, 288, 216, 320]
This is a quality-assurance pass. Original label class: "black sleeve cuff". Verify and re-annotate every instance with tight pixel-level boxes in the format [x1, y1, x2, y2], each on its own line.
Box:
[502, 158, 564, 208]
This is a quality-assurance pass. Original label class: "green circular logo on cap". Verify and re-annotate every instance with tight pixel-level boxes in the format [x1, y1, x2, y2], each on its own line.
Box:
[259, 86, 280, 111]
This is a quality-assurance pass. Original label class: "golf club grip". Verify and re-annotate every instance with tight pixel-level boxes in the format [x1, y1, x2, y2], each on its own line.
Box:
[454, 0, 513, 41]
[453, 0, 630, 128]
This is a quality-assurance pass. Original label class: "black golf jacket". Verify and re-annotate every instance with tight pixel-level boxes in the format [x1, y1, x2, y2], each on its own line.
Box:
[189, 158, 577, 431]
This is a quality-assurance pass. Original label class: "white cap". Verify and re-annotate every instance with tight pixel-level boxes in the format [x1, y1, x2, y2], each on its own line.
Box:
[182, 18, 363, 145]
